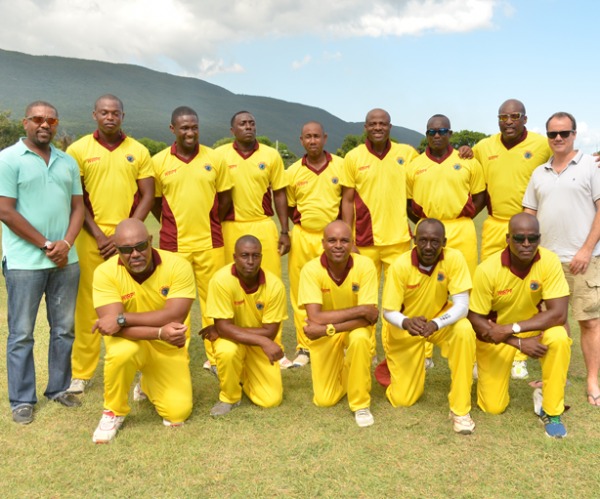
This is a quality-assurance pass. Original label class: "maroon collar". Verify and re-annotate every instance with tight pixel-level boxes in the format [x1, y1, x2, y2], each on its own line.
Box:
[320, 252, 354, 286]
[501, 127, 528, 150]
[425, 145, 453, 164]
[365, 138, 391, 160]
[231, 264, 266, 294]
[302, 151, 332, 175]
[500, 246, 541, 279]
[93, 129, 127, 152]
[170, 142, 199, 164]
[233, 140, 259, 160]
[118, 248, 162, 285]
[410, 247, 445, 277]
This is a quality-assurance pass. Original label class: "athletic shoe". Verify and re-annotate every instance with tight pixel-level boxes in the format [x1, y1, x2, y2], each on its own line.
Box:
[279, 355, 293, 370]
[449, 411, 475, 435]
[511, 360, 529, 379]
[67, 378, 92, 394]
[53, 392, 82, 407]
[355, 408, 374, 427]
[12, 406, 33, 425]
[93, 410, 125, 444]
[203, 360, 211, 371]
[425, 358, 435, 370]
[163, 419, 185, 427]
[533, 388, 544, 416]
[210, 400, 241, 417]
[371, 355, 378, 367]
[539, 410, 567, 438]
[293, 349, 310, 368]
[210, 365, 219, 379]
[472, 362, 478, 380]
[133, 381, 147, 402]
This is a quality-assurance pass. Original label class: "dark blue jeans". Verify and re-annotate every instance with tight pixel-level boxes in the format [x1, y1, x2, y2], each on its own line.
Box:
[4, 261, 80, 410]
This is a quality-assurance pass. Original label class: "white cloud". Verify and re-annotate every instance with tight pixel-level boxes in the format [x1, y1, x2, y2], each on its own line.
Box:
[323, 51, 342, 60]
[576, 122, 600, 153]
[292, 55, 311, 70]
[0, 0, 505, 77]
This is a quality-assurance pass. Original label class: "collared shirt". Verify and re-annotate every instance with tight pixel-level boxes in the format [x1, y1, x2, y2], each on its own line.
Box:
[0, 139, 82, 270]
[522, 151, 600, 262]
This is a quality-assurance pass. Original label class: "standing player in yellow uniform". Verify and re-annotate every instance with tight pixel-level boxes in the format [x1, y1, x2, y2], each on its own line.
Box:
[90, 220, 196, 443]
[407, 114, 486, 277]
[299, 221, 379, 427]
[468, 213, 571, 438]
[216, 111, 292, 368]
[286, 122, 343, 367]
[67, 95, 155, 393]
[202, 235, 287, 416]
[152, 106, 232, 376]
[382, 219, 477, 434]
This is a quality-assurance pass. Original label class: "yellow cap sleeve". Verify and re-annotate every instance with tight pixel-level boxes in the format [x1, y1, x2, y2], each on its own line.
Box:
[269, 151, 288, 191]
[92, 262, 123, 309]
[469, 265, 494, 316]
[339, 153, 356, 189]
[542, 252, 571, 300]
[285, 167, 297, 208]
[152, 155, 163, 198]
[297, 262, 324, 310]
[206, 275, 235, 320]
[470, 158, 486, 195]
[357, 258, 378, 306]
[216, 154, 234, 193]
[262, 278, 289, 324]
[137, 145, 154, 180]
[447, 251, 473, 296]
[166, 257, 197, 300]
[382, 262, 405, 311]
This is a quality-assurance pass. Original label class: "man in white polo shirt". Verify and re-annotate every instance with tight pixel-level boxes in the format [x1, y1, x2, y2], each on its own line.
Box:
[523, 111, 600, 407]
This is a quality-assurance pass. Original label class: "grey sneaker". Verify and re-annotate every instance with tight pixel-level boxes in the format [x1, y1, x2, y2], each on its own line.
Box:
[210, 365, 219, 380]
[293, 349, 310, 367]
[210, 400, 241, 417]
[12, 405, 33, 425]
[67, 378, 93, 394]
[425, 358, 435, 370]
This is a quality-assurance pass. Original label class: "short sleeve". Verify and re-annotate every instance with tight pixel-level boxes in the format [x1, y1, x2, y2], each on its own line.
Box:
[382, 262, 406, 311]
[66, 144, 84, 177]
[405, 146, 419, 164]
[215, 154, 234, 193]
[137, 146, 154, 180]
[469, 266, 494, 316]
[262, 278, 289, 324]
[405, 163, 415, 200]
[167, 256, 197, 300]
[447, 252, 473, 295]
[269, 152, 287, 191]
[542, 253, 570, 300]
[0, 158, 19, 198]
[357, 258, 378, 306]
[340, 153, 357, 189]
[297, 263, 324, 309]
[590, 159, 600, 203]
[470, 159, 486, 194]
[206, 276, 235, 320]
[472, 142, 483, 165]
[93, 263, 123, 308]
[68, 156, 83, 196]
[285, 167, 297, 208]
[522, 173, 539, 210]
[152, 156, 163, 197]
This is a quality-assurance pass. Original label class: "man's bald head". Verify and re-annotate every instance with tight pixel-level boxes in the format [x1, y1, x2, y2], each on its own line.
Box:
[427, 114, 451, 130]
[115, 219, 148, 246]
[323, 220, 352, 240]
[301, 121, 324, 135]
[416, 218, 446, 239]
[499, 99, 526, 115]
[509, 212, 539, 234]
[235, 235, 262, 253]
[365, 108, 391, 125]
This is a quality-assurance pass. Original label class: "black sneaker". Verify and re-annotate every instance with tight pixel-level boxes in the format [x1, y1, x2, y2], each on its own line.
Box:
[53, 392, 82, 407]
[13, 406, 33, 425]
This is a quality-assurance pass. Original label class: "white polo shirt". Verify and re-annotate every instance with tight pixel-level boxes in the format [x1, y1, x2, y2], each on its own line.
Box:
[522, 151, 600, 263]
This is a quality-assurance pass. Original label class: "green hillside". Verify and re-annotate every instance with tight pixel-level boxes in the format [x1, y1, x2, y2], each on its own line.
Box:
[0, 49, 423, 155]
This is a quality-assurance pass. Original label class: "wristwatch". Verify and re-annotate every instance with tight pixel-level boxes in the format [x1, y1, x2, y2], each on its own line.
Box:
[117, 314, 127, 327]
[326, 324, 336, 337]
[512, 323, 521, 334]
[40, 240, 52, 251]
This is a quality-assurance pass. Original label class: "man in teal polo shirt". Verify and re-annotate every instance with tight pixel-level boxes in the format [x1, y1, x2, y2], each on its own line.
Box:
[0, 101, 85, 424]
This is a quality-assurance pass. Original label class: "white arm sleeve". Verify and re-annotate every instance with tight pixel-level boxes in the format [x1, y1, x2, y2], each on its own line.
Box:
[383, 309, 409, 330]
[432, 291, 470, 330]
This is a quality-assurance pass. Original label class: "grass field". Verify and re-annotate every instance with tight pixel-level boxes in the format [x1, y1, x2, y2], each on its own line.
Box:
[2, 213, 600, 499]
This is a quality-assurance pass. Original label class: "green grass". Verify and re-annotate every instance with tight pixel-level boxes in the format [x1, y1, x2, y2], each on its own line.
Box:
[2, 213, 600, 498]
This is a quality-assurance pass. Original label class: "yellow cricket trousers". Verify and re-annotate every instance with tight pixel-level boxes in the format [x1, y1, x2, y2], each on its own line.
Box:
[288, 225, 324, 351]
[476, 326, 571, 416]
[72, 228, 112, 380]
[178, 247, 225, 366]
[359, 241, 412, 357]
[214, 337, 283, 408]
[310, 327, 372, 411]
[103, 336, 193, 423]
[385, 318, 476, 416]
[441, 217, 478, 277]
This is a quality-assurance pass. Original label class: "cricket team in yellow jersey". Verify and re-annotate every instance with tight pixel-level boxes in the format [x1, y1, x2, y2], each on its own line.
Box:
[48, 94, 597, 442]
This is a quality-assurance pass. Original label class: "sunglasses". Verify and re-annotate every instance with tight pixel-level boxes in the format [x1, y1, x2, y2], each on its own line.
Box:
[546, 130, 574, 140]
[26, 115, 59, 126]
[116, 238, 150, 254]
[498, 113, 524, 122]
[426, 128, 450, 137]
[512, 233, 541, 244]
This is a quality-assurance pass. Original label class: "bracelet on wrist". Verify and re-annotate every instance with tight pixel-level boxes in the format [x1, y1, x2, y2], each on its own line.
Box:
[280, 231, 289, 235]
[518, 337, 522, 352]
[63, 239, 72, 250]
[158, 328, 163, 341]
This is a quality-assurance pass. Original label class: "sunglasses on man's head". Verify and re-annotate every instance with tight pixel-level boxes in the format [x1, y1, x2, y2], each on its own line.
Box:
[512, 234, 541, 244]
[498, 113, 524, 122]
[116, 238, 150, 254]
[426, 128, 450, 137]
[26, 115, 59, 126]
[546, 130, 574, 140]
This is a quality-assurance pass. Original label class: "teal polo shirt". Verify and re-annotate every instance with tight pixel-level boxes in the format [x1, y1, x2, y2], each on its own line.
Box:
[0, 139, 83, 270]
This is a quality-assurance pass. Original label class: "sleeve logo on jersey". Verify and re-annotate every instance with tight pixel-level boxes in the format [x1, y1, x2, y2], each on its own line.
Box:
[256, 301, 265, 310]
[396, 157, 405, 165]
[437, 272, 446, 282]
[524, 151, 533, 159]
[453, 164, 462, 170]
[126, 155, 136, 163]
[352, 283, 360, 292]
[258, 163, 267, 170]
[331, 177, 339, 184]
[121, 292, 135, 301]
[530, 280, 540, 291]
[160, 286, 170, 297]
[204, 164, 213, 172]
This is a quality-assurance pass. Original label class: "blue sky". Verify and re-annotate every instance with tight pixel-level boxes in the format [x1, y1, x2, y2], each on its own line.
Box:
[1, 0, 599, 151]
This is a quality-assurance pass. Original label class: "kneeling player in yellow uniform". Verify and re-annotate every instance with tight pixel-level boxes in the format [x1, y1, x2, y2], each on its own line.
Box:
[91, 219, 196, 443]
[382, 219, 477, 434]
[468, 213, 571, 438]
[299, 221, 379, 427]
[203, 235, 287, 416]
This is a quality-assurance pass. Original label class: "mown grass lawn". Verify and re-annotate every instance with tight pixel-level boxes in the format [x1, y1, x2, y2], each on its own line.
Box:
[1, 213, 600, 498]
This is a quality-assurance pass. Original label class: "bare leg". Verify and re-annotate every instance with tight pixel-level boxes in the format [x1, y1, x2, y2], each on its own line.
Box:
[579, 318, 600, 405]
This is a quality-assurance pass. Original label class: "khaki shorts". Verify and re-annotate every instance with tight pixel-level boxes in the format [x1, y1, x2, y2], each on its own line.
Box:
[562, 256, 600, 321]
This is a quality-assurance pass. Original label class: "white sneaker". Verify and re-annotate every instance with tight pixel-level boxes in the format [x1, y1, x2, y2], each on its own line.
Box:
[279, 355, 293, 370]
[293, 349, 310, 367]
[533, 387, 544, 416]
[93, 410, 125, 444]
[163, 419, 185, 427]
[371, 355, 378, 367]
[449, 411, 475, 435]
[511, 360, 529, 379]
[133, 381, 147, 402]
[355, 408, 374, 427]
[67, 378, 92, 394]
[425, 358, 435, 370]
[472, 362, 478, 380]
[203, 360, 211, 371]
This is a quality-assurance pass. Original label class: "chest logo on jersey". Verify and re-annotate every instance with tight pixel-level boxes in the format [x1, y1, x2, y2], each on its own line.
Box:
[407, 283, 421, 290]
[87, 157, 101, 164]
[297, 181, 309, 186]
[256, 301, 265, 310]
[488, 155, 499, 161]
[415, 168, 428, 176]
[524, 151, 533, 159]
[332, 177, 339, 184]
[530, 280, 540, 291]
[358, 165, 370, 171]
[229, 164, 237, 169]
[204, 164, 213, 172]
[321, 289, 331, 294]
[126, 155, 136, 163]
[396, 157, 405, 165]
[352, 283, 359, 292]
[122, 292, 135, 301]
[437, 272, 446, 282]
[234, 300, 244, 306]
[160, 286, 170, 297]
[498, 288, 513, 296]
[258, 163, 267, 170]
[165, 169, 178, 177]
[453, 164, 462, 170]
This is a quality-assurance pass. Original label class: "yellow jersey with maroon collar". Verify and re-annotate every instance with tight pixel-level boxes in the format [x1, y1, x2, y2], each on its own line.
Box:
[92, 248, 196, 350]
[152, 142, 233, 253]
[407, 146, 485, 220]
[383, 247, 472, 320]
[66, 130, 154, 231]
[470, 246, 569, 325]
[297, 253, 378, 311]
[215, 141, 287, 222]
[286, 151, 343, 232]
[206, 263, 288, 328]
[340, 139, 419, 247]
[472, 128, 551, 220]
